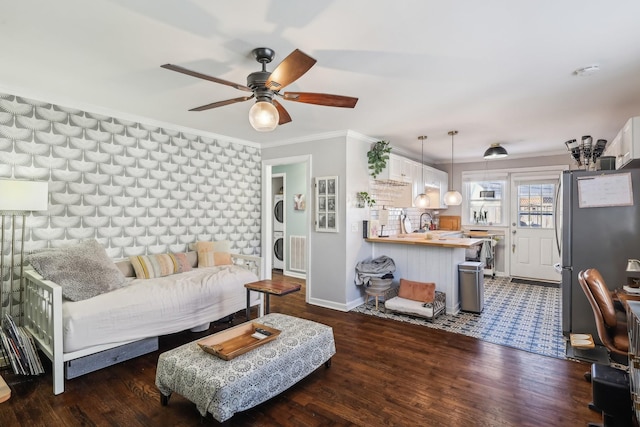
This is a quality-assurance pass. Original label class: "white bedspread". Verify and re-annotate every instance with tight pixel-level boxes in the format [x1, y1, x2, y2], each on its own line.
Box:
[62, 265, 260, 353]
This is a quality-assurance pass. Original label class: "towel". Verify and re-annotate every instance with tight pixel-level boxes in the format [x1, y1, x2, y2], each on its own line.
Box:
[355, 255, 396, 286]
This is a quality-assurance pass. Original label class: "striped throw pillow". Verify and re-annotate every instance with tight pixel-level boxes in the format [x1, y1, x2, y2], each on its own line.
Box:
[129, 253, 192, 279]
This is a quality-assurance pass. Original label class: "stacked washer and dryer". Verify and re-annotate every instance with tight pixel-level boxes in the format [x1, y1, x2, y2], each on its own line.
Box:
[273, 194, 284, 269]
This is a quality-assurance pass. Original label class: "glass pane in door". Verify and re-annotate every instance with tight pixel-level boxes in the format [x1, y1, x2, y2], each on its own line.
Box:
[517, 183, 555, 229]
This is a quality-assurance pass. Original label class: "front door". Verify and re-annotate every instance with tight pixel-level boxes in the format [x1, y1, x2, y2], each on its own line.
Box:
[509, 173, 561, 282]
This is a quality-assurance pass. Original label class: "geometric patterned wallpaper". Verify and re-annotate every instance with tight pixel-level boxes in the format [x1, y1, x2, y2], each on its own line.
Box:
[0, 91, 261, 319]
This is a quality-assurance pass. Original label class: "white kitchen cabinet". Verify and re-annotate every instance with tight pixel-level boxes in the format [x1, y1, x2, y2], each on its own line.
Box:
[431, 168, 449, 209]
[373, 153, 448, 208]
[376, 153, 410, 182]
[604, 129, 623, 168]
[603, 116, 640, 169]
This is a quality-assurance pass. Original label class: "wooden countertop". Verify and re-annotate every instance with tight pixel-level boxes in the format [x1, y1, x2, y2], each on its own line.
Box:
[366, 235, 483, 248]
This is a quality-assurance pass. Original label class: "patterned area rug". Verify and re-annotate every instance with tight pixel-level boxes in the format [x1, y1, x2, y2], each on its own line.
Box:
[351, 276, 565, 359]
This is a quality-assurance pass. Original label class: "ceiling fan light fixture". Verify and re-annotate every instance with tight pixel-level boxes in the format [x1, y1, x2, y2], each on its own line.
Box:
[483, 143, 508, 159]
[249, 100, 279, 132]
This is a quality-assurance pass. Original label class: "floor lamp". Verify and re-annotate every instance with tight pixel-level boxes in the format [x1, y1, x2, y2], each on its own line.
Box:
[0, 180, 48, 325]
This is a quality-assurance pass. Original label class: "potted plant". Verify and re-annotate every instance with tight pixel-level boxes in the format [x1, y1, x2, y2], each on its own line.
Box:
[367, 140, 392, 179]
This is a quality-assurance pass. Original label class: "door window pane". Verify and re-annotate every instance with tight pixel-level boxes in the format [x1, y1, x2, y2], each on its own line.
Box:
[517, 183, 555, 228]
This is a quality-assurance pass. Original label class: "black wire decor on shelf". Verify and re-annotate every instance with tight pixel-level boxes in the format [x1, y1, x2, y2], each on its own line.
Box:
[565, 136, 608, 169]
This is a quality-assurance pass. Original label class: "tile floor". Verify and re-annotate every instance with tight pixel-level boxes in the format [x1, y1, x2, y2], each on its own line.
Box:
[352, 276, 565, 359]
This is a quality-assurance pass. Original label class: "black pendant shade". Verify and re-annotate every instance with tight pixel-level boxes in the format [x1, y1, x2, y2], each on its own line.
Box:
[483, 143, 508, 159]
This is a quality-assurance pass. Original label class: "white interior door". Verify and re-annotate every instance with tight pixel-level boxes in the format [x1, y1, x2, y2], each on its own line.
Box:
[509, 173, 561, 282]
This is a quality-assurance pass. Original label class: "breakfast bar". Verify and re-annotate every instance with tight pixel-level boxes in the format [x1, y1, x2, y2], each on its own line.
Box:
[366, 233, 483, 314]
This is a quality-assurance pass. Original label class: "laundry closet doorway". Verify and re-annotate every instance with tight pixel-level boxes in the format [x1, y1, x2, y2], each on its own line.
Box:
[263, 156, 310, 304]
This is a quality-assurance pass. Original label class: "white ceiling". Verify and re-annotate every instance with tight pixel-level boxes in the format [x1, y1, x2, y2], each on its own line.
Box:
[2, 0, 640, 164]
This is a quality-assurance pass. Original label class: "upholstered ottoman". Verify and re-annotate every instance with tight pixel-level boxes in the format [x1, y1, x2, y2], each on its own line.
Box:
[155, 313, 336, 423]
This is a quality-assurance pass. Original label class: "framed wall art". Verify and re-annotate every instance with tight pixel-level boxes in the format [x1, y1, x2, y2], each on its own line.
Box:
[315, 176, 338, 232]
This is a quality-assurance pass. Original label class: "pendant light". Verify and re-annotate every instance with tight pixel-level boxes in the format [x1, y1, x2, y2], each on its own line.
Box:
[483, 143, 508, 159]
[414, 135, 430, 208]
[443, 130, 462, 206]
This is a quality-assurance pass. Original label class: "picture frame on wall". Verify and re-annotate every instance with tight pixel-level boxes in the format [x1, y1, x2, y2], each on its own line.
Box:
[315, 176, 338, 232]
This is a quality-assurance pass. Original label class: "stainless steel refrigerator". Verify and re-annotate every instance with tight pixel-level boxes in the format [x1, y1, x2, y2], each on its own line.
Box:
[561, 168, 640, 341]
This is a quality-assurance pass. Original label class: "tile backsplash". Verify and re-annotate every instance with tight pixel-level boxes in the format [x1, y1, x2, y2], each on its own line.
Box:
[371, 207, 438, 235]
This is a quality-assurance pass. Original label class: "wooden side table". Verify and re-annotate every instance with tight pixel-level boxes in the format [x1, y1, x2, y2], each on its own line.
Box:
[244, 279, 301, 319]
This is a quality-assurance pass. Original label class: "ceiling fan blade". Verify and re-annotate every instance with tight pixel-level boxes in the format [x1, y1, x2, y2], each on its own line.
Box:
[282, 92, 358, 108]
[265, 49, 317, 91]
[161, 64, 252, 92]
[189, 95, 254, 111]
[273, 99, 292, 125]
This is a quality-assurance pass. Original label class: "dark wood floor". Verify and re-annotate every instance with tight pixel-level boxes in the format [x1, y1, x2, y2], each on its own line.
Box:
[1, 272, 599, 426]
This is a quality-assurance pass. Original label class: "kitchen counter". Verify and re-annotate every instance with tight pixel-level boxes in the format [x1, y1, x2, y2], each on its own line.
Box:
[366, 233, 481, 314]
[366, 234, 482, 248]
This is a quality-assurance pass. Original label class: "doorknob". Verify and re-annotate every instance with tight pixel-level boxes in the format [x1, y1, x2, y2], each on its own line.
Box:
[512, 230, 516, 234]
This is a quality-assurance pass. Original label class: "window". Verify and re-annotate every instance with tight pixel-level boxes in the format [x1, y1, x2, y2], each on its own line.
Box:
[463, 175, 507, 226]
[516, 183, 555, 229]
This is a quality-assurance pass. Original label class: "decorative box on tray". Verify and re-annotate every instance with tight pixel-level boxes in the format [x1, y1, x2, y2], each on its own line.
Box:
[197, 322, 281, 361]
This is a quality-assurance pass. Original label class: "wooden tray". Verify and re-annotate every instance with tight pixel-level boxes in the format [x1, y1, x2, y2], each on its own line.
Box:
[197, 322, 281, 361]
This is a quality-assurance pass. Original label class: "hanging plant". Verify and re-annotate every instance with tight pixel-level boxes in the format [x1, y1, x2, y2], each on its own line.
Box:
[357, 191, 376, 208]
[367, 140, 392, 179]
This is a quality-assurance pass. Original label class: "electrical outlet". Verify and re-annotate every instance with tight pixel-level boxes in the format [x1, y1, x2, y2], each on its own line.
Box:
[351, 222, 359, 232]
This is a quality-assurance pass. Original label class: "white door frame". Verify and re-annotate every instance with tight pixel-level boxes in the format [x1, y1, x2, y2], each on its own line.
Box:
[262, 155, 312, 303]
[509, 170, 562, 281]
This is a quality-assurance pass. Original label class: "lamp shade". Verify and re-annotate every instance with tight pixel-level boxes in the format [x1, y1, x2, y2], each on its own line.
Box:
[444, 190, 462, 206]
[0, 179, 48, 212]
[627, 259, 640, 272]
[414, 193, 430, 208]
[483, 143, 508, 159]
[249, 101, 279, 132]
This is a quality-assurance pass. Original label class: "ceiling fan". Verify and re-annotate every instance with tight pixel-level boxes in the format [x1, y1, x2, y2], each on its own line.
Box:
[161, 47, 359, 132]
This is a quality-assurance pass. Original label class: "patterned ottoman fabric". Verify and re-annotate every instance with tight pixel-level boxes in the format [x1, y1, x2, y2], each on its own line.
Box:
[155, 313, 336, 422]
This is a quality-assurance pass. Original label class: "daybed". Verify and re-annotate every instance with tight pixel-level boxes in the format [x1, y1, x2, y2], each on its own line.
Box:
[22, 240, 263, 395]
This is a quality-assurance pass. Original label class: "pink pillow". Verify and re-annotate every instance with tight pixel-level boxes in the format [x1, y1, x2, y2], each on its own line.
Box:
[398, 279, 435, 303]
[195, 241, 233, 267]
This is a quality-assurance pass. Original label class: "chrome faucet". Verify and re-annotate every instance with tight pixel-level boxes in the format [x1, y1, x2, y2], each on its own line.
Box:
[419, 212, 433, 231]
